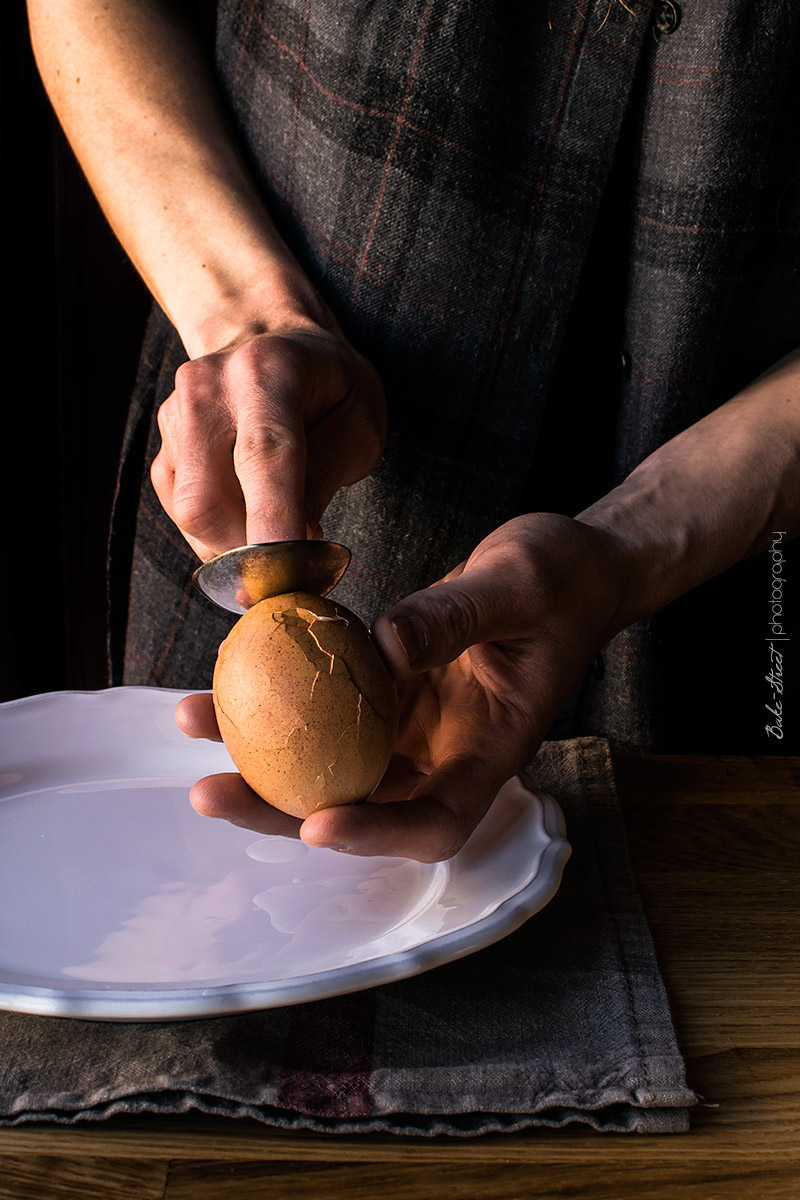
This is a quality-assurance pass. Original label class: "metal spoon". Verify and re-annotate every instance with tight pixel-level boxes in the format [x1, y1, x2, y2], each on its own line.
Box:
[192, 541, 351, 615]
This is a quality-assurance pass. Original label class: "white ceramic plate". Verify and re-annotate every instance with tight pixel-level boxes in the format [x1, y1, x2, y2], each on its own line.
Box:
[0, 688, 570, 1021]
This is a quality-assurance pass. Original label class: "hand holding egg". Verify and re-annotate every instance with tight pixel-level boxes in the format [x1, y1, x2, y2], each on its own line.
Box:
[180, 514, 630, 862]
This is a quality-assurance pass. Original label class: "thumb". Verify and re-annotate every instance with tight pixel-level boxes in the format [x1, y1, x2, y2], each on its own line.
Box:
[371, 571, 522, 679]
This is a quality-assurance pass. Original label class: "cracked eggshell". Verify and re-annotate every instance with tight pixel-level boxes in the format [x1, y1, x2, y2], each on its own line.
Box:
[212, 591, 399, 819]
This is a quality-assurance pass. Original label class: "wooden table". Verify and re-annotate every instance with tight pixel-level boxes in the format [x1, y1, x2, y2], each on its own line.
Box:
[1, 756, 798, 1199]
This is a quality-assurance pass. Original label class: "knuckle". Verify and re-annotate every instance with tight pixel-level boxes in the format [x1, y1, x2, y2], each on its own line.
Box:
[173, 359, 202, 397]
[234, 424, 299, 469]
[226, 339, 262, 383]
[156, 397, 174, 437]
[149, 451, 170, 493]
[232, 334, 303, 387]
[173, 359, 225, 416]
[174, 359, 191, 385]
[170, 487, 224, 539]
[174, 357, 209, 389]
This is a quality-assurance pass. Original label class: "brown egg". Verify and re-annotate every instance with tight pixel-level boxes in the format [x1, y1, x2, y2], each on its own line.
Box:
[213, 592, 398, 818]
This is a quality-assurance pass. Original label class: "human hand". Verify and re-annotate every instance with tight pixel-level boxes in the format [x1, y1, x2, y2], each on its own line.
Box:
[176, 513, 631, 861]
[150, 324, 385, 560]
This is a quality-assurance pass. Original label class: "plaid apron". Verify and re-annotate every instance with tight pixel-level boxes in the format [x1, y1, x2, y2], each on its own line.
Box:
[109, 0, 800, 752]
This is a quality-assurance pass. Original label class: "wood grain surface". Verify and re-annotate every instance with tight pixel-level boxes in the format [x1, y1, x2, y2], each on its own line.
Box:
[1, 755, 798, 1199]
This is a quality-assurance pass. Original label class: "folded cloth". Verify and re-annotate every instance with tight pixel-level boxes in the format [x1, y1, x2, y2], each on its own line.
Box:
[0, 737, 695, 1134]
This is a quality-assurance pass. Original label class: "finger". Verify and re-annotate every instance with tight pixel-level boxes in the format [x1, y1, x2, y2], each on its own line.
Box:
[157, 380, 246, 558]
[175, 692, 221, 741]
[150, 447, 220, 562]
[225, 346, 308, 543]
[371, 572, 527, 680]
[300, 756, 503, 862]
[235, 418, 308, 544]
[170, 450, 246, 559]
[151, 450, 222, 563]
[190, 773, 303, 839]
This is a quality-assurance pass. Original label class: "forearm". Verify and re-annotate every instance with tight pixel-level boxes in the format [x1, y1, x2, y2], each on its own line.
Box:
[579, 348, 800, 630]
[27, 0, 328, 356]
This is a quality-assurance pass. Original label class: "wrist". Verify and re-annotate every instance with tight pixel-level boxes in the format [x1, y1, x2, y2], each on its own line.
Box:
[576, 355, 800, 633]
[576, 484, 684, 636]
[173, 255, 339, 359]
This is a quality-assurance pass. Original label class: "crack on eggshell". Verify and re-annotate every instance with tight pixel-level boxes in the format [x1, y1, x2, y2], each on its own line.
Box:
[301, 618, 336, 674]
[289, 605, 395, 730]
[284, 723, 308, 750]
[309, 669, 323, 705]
[213, 694, 243, 736]
[266, 603, 388, 735]
[295, 605, 351, 679]
[295, 608, 350, 628]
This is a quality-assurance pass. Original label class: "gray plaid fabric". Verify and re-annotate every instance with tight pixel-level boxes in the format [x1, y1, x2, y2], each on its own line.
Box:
[0, 739, 695, 1134]
[109, 0, 800, 751]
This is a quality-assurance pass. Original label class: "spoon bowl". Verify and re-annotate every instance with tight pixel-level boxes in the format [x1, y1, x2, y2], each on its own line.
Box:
[192, 541, 351, 614]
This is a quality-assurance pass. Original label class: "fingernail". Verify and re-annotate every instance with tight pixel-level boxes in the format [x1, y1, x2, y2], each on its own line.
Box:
[392, 616, 424, 667]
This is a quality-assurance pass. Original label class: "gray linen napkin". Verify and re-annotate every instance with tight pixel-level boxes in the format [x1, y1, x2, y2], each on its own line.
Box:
[0, 737, 695, 1133]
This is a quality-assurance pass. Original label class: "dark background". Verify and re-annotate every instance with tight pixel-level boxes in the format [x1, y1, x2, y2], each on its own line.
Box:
[1, 3, 150, 701]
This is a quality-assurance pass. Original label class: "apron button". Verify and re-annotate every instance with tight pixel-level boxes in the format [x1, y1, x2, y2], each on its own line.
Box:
[655, 0, 681, 35]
